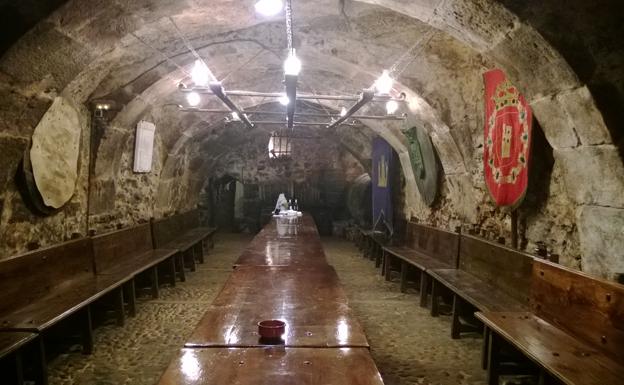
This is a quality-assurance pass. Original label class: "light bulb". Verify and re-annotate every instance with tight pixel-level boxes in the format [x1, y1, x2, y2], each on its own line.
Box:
[375, 69, 393, 94]
[284, 51, 302, 76]
[231, 112, 240, 121]
[279, 95, 290, 106]
[386, 100, 398, 115]
[191, 59, 210, 86]
[255, 0, 283, 16]
[340, 107, 347, 117]
[186, 92, 201, 107]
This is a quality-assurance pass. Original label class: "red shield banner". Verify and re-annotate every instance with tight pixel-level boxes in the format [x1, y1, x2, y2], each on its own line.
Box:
[483, 69, 532, 207]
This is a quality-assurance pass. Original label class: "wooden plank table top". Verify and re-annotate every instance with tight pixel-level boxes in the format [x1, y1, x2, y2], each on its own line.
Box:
[186, 266, 368, 348]
[0, 331, 37, 358]
[158, 347, 384, 385]
[476, 311, 624, 385]
[234, 214, 327, 267]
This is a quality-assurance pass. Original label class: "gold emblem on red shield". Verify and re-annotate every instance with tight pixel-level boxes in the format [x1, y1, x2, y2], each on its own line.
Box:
[483, 70, 532, 207]
[486, 80, 530, 184]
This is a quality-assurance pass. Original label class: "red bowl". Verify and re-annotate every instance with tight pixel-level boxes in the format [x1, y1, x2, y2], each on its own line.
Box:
[258, 320, 286, 339]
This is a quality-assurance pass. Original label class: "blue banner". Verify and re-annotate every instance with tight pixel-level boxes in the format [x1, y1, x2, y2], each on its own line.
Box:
[372, 136, 393, 234]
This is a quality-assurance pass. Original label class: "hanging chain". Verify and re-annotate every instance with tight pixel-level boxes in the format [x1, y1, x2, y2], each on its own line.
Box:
[285, 0, 294, 54]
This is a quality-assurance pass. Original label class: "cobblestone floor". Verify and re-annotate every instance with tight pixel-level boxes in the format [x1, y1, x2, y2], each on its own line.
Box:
[47, 234, 486, 385]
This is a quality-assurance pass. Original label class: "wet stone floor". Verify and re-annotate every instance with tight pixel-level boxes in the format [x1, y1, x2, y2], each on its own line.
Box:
[48, 234, 486, 385]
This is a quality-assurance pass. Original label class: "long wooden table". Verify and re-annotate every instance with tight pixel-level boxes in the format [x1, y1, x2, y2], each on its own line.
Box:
[159, 347, 384, 385]
[186, 266, 368, 348]
[234, 215, 327, 267]
[158, 212, 382, 384]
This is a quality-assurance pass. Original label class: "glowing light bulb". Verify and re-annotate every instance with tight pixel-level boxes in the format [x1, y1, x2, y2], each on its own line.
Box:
[386, 100, 398, 115]
[279, 95, 290, 106]
[186, 92, 201, 107]
[191, 60, 210, 86]
[255, 0, 283, 16]
[284, 51, 302, 76]
[231, 112, 240, 121]
[375, 69, 393, 94]
[340, 107, 347, 117]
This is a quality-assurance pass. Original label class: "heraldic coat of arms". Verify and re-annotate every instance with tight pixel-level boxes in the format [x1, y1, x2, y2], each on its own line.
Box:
[483, 69, 533, 207]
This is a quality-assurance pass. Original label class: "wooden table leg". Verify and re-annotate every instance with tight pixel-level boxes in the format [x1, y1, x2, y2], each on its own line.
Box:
[400, 261, 408, 293]
[124, 280, 137, 317]
[374, 244, 382, 268]
[81, 306, 94, 355]
[197, 243, 205, 264]
[186, 249, 196, 272]
[150, 266, 160, 299]
[419, 271, 430, 308]
[430, 279, 440, 317]
[115, 287, 125, 327]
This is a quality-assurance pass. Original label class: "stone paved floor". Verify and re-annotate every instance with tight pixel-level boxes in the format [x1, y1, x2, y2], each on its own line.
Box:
[48, 234, 486, 385]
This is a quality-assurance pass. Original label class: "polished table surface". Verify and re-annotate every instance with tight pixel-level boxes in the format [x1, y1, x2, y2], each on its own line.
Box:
[158, 347, 385, 385]
[186, 266, 368, 348]
[234, 214, 327, 267]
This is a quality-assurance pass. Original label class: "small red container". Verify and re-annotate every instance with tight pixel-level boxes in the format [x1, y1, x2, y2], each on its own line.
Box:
[258, 320, 286, 339]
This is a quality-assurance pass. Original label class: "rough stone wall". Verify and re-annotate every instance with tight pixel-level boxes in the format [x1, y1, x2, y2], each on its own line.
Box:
[0, 74, 90, 258]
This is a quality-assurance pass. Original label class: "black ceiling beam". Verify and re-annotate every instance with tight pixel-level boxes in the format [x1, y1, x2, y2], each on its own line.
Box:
[284, 74, 297, 130]
[326, 88, 375, 129]
[209, 81, 254, 130]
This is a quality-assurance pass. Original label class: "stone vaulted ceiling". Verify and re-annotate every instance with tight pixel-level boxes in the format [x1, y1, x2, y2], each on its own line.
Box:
[0, 0, 622, 278]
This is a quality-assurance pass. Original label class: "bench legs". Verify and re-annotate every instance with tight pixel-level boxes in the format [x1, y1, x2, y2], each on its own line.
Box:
[176, 253, 186, 282]
[451, 294, 463, 339]
[124, 280, 137, 318]
[430, 279, 440, 317]
[115, 287, 126, 327]
[168, 256, 177, 287]
[482, 325, 490, 370]
[150, 266, 160, 299]
[195, 243, 205, 264]
[486, 330, 501, 385]
[384, 254, 393, 282]
[37, 337, 48, 385]
[419, 271, 430, 307]
[81, 307, 94, 355]
[399, 261, 409, 293]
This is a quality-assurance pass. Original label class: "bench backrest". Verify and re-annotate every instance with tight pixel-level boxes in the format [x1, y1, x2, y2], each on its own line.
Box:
[405, 222, 459, 268]
[458, 234, 534, 304]
[91, 223, 153, 273]
[530, 259, 624, 362]
[151, 209, 201, 247]
[0, 238, 94, 314]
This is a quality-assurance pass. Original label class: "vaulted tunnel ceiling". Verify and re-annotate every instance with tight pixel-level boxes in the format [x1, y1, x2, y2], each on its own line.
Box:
[1, 0, 623, 278]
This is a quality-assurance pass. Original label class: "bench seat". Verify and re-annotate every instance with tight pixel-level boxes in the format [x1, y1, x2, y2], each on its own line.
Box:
[0, 275, 124, 331]
[428, 269, 527, 313]
[476, 311, 624, 385]
[384, 246, 452, 271]
[97, 248, 178, 280]
[0, 332, 37, 359]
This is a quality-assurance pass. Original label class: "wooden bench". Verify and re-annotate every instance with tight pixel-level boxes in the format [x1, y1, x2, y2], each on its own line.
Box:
[0, 238, 127, 355]
[185, 265, 368, 348]
[383, 222, 459, 306]
[0, 332, 46, 385]
[151, 209, 217, 278]
[92, 223, 178, 307]
[158, 347, 385, 385]
[477, 259, 624, 385]
[428, 234, 534, 339]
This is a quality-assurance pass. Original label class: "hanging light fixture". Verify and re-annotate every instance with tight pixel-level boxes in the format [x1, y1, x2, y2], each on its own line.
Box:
[340, 106, 347, 117]
[284, 50, 302, 76]
[375, 69, 394, 94]
[385, 100, 399, 115]
[186, 92, 201, 107]
[255, 0, 284, 16]
[191, 59, 210, 86]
